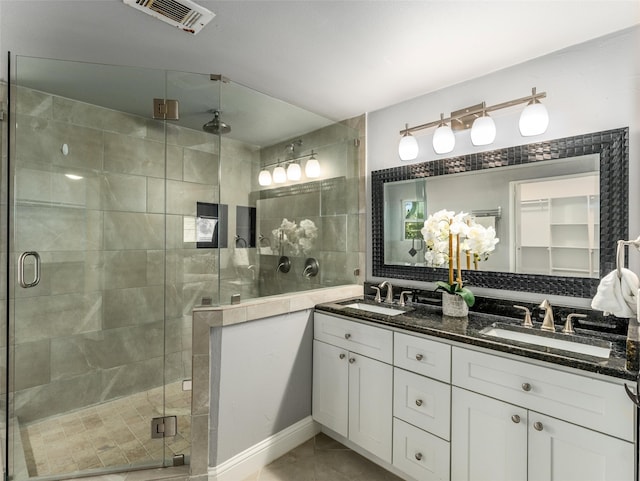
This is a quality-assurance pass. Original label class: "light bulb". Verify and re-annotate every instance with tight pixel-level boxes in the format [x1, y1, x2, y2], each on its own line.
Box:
[432, 124, 455, 154]
[519, 101, 549, 136]
[258, 169, 272, 186]
[272, 166, 287, 183]
[398, 130, 419, 161]
[470, 114, 496, 146]
[287, 163, 301, 181]
[305, 157, 321, 178]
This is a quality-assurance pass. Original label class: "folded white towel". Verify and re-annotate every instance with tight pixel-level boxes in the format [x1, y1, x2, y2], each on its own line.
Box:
[591, 268, 639, 318]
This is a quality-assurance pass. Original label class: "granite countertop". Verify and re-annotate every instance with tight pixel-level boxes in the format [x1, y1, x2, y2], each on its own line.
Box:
[315, 297, 640, 381]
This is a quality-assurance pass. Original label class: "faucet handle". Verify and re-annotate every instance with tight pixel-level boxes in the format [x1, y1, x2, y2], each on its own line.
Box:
[563, 313, 587, 334]
[370, 286, 381, 303]
[513, 305, 533, 328]
[399, 291, 412, 307]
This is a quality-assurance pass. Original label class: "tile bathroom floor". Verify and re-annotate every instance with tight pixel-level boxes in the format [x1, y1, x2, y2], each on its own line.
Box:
[19, 381, 191, 478]
[242, 433, 403, 481]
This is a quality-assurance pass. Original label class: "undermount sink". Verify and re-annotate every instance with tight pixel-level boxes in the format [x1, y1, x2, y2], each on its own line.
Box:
[480, 323, 611, 359]
[343, 302, 405, 316]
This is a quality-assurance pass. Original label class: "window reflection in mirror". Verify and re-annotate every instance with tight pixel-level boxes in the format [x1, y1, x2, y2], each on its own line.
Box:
[383, 154, 600, 278]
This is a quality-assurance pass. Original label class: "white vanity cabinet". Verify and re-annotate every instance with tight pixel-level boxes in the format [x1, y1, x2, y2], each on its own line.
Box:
[392, 333, 452, 481]
[312, 312, 393, 462]
[451, 347, 635, 481]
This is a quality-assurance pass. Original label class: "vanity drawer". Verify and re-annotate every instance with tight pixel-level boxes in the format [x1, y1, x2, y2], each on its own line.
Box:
[394, 332, 451, 382]
[452, 347, 634, 441]
[314, 312, 392, 363]
[394, 368, 450, 440]
[393, 418, 450, 481]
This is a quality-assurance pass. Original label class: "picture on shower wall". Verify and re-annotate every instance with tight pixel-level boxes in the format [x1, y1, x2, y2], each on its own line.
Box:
[197, 202, 228, 248]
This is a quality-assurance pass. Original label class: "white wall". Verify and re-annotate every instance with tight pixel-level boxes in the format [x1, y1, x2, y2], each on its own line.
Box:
[366, 26, 640, 304]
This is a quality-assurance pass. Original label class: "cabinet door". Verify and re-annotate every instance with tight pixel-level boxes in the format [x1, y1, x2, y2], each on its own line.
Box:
[528, 412, 634, 481]
[451, 387, 527, 481]
[312, 340, 348, 437]
[348, 353, 393, 463]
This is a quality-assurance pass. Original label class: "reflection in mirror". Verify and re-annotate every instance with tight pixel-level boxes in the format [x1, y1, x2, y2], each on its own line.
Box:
[372, 129, 628, 298]
[384, 155, 600, 278]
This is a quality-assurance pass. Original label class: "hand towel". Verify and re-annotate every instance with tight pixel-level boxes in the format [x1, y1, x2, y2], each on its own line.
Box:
[591, 268, 639, 318]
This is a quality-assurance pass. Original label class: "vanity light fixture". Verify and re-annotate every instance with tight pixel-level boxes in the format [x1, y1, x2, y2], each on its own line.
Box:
[305, 150, 321, 178]
[470, 103, 496, 146]
[432, 114, 455, 154]
[272, 163, 287, 184]
[398, 123, 419, 161]
[398, 87, 548, 158]
[519, 87, 549, 136]
[257, 146, 322, 186]
[258, 169, 272, 186]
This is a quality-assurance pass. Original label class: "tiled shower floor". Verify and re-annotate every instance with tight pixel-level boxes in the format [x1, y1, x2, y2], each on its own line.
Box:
[19, 382, 191, 478]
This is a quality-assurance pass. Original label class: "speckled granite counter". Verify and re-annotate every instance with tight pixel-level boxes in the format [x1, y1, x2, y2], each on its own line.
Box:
[316, 297, 639, 382]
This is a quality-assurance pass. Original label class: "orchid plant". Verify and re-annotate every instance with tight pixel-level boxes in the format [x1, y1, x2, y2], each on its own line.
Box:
[420, 209, 499, 307]
[272, 218, 318, 256]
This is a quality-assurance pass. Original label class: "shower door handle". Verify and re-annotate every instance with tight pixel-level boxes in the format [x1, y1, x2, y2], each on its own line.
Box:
[18, 251, 41, 288]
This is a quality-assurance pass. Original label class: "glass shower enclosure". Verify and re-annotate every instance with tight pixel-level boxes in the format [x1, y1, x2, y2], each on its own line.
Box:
[2, 55, 361, 480]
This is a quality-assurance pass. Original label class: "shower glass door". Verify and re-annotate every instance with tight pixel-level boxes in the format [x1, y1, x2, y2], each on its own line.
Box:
[9, 56, 178, 480]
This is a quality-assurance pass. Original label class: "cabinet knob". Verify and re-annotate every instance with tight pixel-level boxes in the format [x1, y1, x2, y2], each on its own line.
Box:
[339, 353, 346, 359]
[511, 414, 521, 424]
[415, 399, 423, 407]
[415, 453, 423, 461]
[415, 353, 424, 361]
[521, 382, 532, 392]
[349, 358, 356, 364]
[344, 333, 351, 340]
[533, 421, 544, 431]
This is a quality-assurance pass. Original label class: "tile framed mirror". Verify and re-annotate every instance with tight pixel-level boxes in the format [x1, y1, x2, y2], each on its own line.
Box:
[371, 128, 628, 298]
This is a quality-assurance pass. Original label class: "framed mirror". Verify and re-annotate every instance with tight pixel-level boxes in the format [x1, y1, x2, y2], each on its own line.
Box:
[371, 128, 628, 298]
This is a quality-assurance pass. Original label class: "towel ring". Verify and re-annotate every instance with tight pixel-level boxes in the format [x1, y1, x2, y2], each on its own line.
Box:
[617, 236, 640, 278]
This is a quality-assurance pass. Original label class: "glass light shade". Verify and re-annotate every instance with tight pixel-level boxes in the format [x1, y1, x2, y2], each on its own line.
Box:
[398, 133, 419, 160]
[287, 163, 301, 181]
[519, 101, 549, 136]
[432, 124, 455, 154]
[470, 115, 496, 146]
[305, 157, 321, 178]
[258, 169, 272, 186]
[272, 166, 287, 183]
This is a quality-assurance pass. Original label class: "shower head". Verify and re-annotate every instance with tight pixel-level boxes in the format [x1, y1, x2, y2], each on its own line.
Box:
[203, 110, 231, 135]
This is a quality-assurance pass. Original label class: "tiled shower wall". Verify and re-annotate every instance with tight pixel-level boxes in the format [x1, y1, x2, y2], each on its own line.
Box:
[12, 86, 220, 423]
[253, 116, 365, 296]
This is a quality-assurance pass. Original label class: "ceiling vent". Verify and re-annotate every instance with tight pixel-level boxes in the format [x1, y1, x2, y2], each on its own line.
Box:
[123, 0, 215, 34]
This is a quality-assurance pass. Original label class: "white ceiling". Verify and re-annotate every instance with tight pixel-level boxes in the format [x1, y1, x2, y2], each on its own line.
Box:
[2, 0, 639, 127]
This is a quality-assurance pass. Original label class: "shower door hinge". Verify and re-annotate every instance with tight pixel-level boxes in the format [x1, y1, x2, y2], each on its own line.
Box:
[153, 98, 179, 120]
[151, 416, 177, 439]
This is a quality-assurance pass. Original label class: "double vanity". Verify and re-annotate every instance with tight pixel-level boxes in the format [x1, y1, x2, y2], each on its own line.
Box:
[313, 288, 638, 481]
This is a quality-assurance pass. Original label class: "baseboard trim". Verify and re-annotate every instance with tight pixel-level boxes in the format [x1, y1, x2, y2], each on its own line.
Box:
[208, 416, 319, 481]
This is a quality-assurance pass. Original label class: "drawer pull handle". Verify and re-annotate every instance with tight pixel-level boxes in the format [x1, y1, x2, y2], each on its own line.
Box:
[415, 353, 424, 361]
[345, 333, 351, 340]
[415, 399, 423, 407]
[521, 382, 532, 392]
[339, 353, 346, 359]
[511, 414, 521, 424]
[349, 358, 356, 364]
[415, 452, 423, 461]
[533, 421, 543, 431]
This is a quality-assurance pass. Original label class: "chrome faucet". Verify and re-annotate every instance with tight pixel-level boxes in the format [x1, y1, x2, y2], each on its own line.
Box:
[539, 299, 555, 332]
[378, 281, 394, 304]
